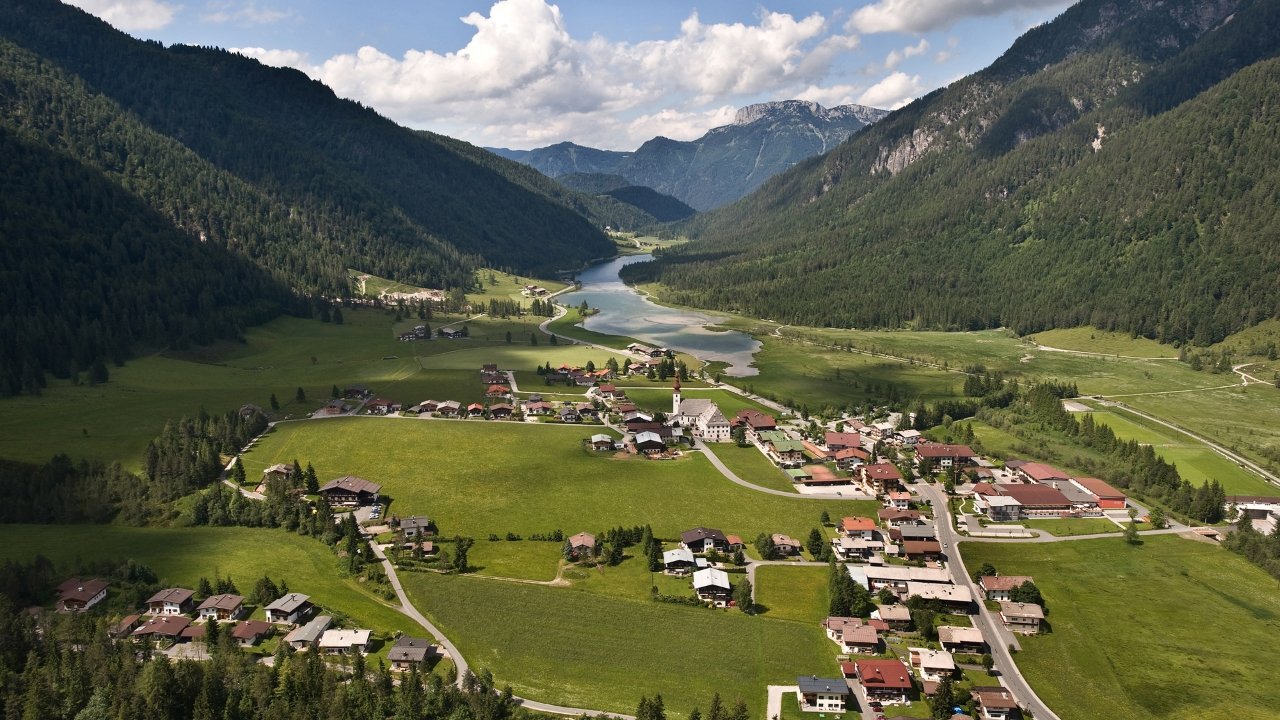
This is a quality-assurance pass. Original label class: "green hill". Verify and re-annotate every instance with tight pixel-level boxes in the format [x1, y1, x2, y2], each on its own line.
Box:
[626, 0, 1280, 346]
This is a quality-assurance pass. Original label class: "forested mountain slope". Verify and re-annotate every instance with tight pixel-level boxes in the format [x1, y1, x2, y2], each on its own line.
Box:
[0, 0, 617, 393]
[556, 174, 697, 223]
[626, 0, 1280, 345]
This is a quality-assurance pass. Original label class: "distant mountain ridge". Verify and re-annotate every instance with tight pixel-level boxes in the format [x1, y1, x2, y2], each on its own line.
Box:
[624, 0, 1280, 346]
[488, 100, 888, 211]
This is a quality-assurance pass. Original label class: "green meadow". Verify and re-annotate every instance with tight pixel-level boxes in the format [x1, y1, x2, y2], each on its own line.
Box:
[240, 417, 875, 541]
[753, 565, 830, 625]
[962, 536, 1280, 720]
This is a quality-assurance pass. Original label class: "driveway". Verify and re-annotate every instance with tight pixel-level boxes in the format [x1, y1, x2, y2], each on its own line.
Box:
[766, 685, 796, 720]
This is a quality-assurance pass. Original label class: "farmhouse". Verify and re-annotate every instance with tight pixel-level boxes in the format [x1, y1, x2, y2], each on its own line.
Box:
[862, 463, 904, 494]
[436, 401, 462, 417]
[145, 588, 195, 616]
[680, 527, 729, 554]
[634, 431, 666, 454]
[692, 568, 733, 605]
[733, 409, 777, 438]
[467, 403, 485, 417]
[282, 615, 332, 650]
[399, 515, 435, 539]
[854, 658, 913, 704]
[366, 398, 401, 415]
[196, 594, 245, 621]
[568, 532, 596, 559]
[263, 463, 294, 482]
[938, 626, 987, 654]
[978, 575, 1035, 602]
[796, 676, 852, 713]
[389, 636, 434, 671]
[319, 476, 382, 507]
[914, 444, 975, 468]
[56, 578, 108, 613]
[264, 593, 313, 625]
[231, 620, 273, 647]
[1073, 477, 1128, 509]
[663, 548, 696, 574]
[999, 601, 1044, 634]
[319, 628, 372, 655]
[590, 434, 617, 451]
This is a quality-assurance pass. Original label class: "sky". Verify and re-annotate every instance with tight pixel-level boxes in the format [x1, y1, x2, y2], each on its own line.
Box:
[64, 0, 1075, 149]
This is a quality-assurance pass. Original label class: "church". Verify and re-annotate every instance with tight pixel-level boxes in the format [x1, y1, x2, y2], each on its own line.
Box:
[668, 379, 732, 442]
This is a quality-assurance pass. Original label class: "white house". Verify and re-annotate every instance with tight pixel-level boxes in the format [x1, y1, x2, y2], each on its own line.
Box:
[796, 676, 851, 713]
[319, 628, 372, 655]
[909, 647, 956, 682]
[692, 568, 733, 606]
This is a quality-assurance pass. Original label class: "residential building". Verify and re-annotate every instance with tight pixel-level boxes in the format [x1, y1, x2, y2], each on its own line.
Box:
[568, 532, 596, 559]
[971, 687, 1019, 720]
[878, 508, 925, 527]
[318, 476, 382, 507]
[834, 447, 871, 470]
[914, 444, 976, 468]
[634, 431, 665, 454]
[145, 588, 195, 616]
[132, 615, 192, 641]
[319, 628, 372, 655]
[901, 540, 943, 561]
[840, 516, 877, 539]
[874, 604, 913, 630]
[590, 434, 617, 451]
[854, 658, 913, 704]
[264, 594, 312, 625]
[400, 515, 435, 539]
[822, 617, 879, 654]
[938, 626, 987, 654]
[680, 527, 729, 554]
[864, 565, 952, 592]
[862, 463, 904, 494]
[909, 647, 956, 682]
[796, 676, 851, 712]
[282, 615, 332, 650]
[890, 523, 937, 542]
[263, 463, 294, 482]
[898, 429, 922, 445]
[771, 534, 801, 555]
[231, 620, 273, 647]
[196, 594, 245, 622]
[978, 575, 1035, 602]
[663, 548, 696, 575]
[389, 636, 434, 671]
[692, 568, 733, 606]
[831, 536, 884, 560]
[56, 578, 108, 613]
[998, 601, 1044, 634]
[904, 582, 973, 609]
[887, 491, 913, 509]
[825, 431, 864, 451]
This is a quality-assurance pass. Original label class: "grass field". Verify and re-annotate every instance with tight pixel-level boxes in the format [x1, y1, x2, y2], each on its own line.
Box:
[962, 535, 1280, 720]
[1081, 405, 1273, 495]
[0, 525, 419, 637]
[1027, 328, 1180, 358]
[703, 443, 799, 493]
[754, 565, 830, 625]
[1019, 518, 1120, 536]
[401, 570, 839, 718]
[240, 418, 875, 542]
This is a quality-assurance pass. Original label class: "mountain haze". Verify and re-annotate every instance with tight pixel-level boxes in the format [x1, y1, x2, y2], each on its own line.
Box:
[626, 0, 1280, 346]
[489, 100, 889, 211]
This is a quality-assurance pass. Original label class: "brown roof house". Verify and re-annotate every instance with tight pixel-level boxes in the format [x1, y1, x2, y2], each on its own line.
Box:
[977, 575, 1035, 602]
[196, 594, 245, 622]
[231, 620, 274, 647]
[998, 601, 1044, 634]
[319, 476, 382, 506]
[389, 636, 435, 671]
[146, 588, 195, 616]
[56, 578, 108, 613]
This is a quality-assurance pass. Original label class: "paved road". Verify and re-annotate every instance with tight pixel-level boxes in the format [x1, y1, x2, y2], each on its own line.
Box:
[692, 439, 855, 500]
[917, 483, 1061, 720]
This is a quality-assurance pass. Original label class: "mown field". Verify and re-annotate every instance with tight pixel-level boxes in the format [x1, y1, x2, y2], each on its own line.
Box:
[401, 570, 839, 719]
[240, 418, 874, 542]
[703, 443, 799, 493]
[0, 525, 420, 638]
[962, 536, 1280, 720]
[753, 565, 830, 625]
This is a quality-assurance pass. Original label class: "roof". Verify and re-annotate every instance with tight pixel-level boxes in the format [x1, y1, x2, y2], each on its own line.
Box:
[1073, 476, 1126, 500]
[1018, 462, 1067, 481]
[282, 615, 332, 645]
[725, 534, 743, 546]
[825, 431, 863, 447]
[265, 593, 311, 614]
[663, 548, 694, 564]
[197, 594, 244, 611]
[146, 588, 194, 605]
[903, 540, 943, 555]
[634, 431, 663, 445]
[692, 568, 732, 590]
[910, 647, 956, 671]
[906, 583, 973, 604]
[231, 620, 273, 640]
[390, 636, 433, 662]
[401, 515, 433, 530]
[319, 628, 372, 648]
[680, 527, 727, 545]
[864, 463, 903, 481]
[854, 659, 913, 690]
[875, 604, 913, 621]
[915, 444, 976, 458]
[992, 483, 1071, 506]
[319, 476, 382, 495]
[840, 624, 879, 645]
[973, 688, 1019, 710]
[569, 532, 596, 547]
[865, 565, 952, 584]
[842, 517, 876, 532]
[937, 626, 985, 645]
[878, 508, 924, 523]
[999, 601, 1045, 619]
[769, 439, 806, 453]
[979, 575, 1034, 592]
[834, 447, 870, 461]
[771, 533, 799, 546]
[133, 615, 191, 637]
[796, 676, 851, 695]
[57, 578, 108, 603]
[264, 463, 293, 475]
[590, 433, 614, 443]
[822, 616, 863, 632]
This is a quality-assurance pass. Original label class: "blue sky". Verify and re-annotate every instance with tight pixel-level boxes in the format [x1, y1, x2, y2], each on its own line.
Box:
[66, 0, 1074, 149]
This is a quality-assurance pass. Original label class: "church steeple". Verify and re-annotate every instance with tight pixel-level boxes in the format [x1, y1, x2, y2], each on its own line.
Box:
[672, 377, 682, 417]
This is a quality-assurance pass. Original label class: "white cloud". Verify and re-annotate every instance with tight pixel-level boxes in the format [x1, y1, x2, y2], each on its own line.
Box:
[202, 1, 294, 25]
[848, 0, 1070, 34]
[232, 47, 311, 69]
[857, 72, 924, 109]
[233, 0, 867, 149]
[793, 83, 864, 108]
[65, 0, 179, 31]
[884, 39, 928, 69]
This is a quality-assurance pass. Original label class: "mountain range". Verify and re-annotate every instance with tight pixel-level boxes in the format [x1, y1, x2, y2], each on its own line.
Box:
[625, 0, 1280, 346]
[489, 100, 889, 211]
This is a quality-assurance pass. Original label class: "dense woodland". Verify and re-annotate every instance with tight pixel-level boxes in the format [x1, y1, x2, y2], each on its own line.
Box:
[627, 0, 1280, 345]
[0, 0, 620, 389]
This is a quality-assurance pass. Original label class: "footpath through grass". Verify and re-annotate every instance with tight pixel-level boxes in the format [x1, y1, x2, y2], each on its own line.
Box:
[401, 570, 837, 718]
[241, 418, 875, 541]
[962, 535, 1280, 720]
